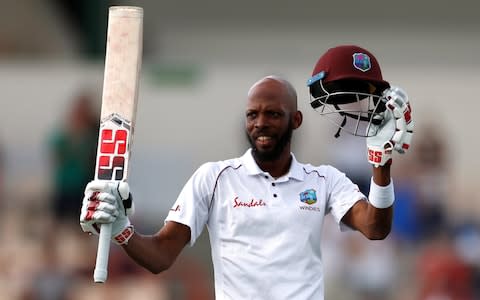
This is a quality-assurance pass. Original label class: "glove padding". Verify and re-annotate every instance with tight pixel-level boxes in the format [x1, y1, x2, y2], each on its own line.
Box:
[80, 180, 135, 245]
[367, 86, 414, 167]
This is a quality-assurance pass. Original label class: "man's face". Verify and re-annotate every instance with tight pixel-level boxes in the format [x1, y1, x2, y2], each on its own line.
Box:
[245, 117, 294, 162]
[245, 82, 295, 162]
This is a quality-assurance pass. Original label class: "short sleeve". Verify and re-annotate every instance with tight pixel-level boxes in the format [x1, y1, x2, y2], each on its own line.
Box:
[165, 162, 217, 246]
[325, 166, 367, 231]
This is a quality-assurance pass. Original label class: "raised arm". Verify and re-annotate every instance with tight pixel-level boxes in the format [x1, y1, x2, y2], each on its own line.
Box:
[341, 165, 393, 240]
[122, 221, 191, 274]
[342, 86, 414, 240]
[80, 181, 191, 275]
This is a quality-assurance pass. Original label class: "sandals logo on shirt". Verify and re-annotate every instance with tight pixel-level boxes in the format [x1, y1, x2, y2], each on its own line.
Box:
[233, 197, 267, 208]
[299, 189, 317, 205]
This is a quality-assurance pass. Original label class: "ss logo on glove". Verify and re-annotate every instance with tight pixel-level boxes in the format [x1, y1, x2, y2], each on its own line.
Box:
[368, 149, 384, 164]
[366, 86, 414, 167]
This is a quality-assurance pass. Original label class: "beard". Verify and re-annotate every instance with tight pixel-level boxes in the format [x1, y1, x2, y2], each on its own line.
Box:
[247, 119, 294, 162]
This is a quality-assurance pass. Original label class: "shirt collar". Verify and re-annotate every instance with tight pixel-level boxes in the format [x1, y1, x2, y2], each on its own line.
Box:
[240, 148, 305, 181]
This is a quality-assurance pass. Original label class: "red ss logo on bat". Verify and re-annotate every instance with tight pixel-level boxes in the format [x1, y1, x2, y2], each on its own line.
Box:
[97, 128, 128, 180]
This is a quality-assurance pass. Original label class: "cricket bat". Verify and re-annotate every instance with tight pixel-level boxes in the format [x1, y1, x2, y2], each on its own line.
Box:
[93, 6, 143, 283]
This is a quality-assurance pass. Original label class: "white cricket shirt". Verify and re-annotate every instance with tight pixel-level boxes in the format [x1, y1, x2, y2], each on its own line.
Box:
[165, 149, 366, 300]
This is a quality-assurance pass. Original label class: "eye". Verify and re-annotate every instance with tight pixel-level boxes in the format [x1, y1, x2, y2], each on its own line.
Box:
[268, 111, 282, 118]
[246, 111, 257, 119]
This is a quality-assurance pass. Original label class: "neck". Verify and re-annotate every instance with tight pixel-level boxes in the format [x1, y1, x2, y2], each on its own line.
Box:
[254, 149, 292, 178]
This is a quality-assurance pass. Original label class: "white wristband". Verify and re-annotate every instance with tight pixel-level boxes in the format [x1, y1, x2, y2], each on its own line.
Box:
[368, 177, 394, 208]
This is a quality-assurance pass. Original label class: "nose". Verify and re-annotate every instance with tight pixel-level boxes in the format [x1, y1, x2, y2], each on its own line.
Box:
[254, 114, 268, 129]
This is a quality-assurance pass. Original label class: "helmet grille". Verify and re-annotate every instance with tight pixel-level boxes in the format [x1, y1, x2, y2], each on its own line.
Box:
[309, 79, 387, 137]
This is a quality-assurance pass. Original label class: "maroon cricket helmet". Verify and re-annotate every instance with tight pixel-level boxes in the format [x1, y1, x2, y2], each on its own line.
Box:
[309, 45, 389, 89]
[307, 45, 391, 137]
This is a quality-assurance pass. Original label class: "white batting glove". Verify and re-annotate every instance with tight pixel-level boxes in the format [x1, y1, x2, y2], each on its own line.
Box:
[367, 86, 414, 167]
[80, 180, 135, 245]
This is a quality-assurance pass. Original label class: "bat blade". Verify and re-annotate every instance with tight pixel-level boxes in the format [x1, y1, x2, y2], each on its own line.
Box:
[93, 6, 143, 283]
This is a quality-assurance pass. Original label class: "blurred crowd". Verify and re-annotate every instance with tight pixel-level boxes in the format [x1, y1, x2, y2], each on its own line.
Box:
[0, 92, 214, 300]
[322, 124, 480, 300]
[1, 91, 480, 300]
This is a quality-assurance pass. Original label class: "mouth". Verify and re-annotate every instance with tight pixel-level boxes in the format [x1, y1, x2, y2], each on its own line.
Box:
[256, 135, 274, 147]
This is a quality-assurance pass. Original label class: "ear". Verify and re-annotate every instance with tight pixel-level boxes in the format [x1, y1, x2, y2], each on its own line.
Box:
[292, 110, 303, 129]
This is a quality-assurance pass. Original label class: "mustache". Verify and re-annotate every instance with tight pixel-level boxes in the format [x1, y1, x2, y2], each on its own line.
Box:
[251, 132, 276, 140]
[245, 119, 294, 162]
[250, 129, 277, 139]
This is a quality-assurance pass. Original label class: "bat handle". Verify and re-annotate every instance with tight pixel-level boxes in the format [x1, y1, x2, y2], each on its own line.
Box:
[94, 223, 113, 283]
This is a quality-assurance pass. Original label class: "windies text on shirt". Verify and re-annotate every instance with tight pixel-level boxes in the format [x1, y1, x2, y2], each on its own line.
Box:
[299, 205, 321, 212]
